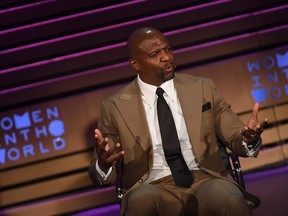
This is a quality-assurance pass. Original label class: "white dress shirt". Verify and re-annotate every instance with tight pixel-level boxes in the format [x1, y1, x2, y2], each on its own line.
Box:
[137, 76, 199, 183]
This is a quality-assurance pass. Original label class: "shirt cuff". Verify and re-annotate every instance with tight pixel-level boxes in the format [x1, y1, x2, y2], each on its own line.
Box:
[242, 138, 262, 157]
[96, 160, 112, 181]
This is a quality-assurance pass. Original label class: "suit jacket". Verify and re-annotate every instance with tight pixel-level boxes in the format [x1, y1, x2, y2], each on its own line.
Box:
[89, 73, 259, 214]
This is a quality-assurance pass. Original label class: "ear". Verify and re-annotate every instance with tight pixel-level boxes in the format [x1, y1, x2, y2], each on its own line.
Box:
[129, 59, 140, 71]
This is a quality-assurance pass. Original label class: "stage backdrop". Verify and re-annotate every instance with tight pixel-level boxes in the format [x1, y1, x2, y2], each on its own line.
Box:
[0, 0, 287, 215]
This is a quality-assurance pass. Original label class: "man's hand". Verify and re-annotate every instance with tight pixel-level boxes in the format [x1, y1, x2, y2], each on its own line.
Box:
[241, 103, 268, 144]
[95, 129, 124, 173]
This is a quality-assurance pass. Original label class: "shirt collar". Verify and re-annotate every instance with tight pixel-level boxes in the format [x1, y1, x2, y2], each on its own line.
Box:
[159, 78, 175, 101]
[137, 75, 175, 107]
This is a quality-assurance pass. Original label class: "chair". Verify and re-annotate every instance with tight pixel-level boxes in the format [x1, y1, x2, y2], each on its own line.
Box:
[216, 140, 246, 189]
[216, 140, 261, 208]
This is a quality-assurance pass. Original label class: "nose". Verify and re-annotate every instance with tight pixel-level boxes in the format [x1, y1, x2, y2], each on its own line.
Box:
[160, 50, 171, 61]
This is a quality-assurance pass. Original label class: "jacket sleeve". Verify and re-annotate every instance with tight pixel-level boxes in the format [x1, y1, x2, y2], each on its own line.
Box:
[207, 78, 250, 157]
[88, 100, 120, 186]
[89, 152, 118, 186]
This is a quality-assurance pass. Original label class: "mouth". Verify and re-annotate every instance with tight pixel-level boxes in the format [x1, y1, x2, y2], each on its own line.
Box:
[163, 63, 175, 72]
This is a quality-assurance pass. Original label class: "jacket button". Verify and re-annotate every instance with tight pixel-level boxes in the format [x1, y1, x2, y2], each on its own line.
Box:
[139, 179, 143, 183]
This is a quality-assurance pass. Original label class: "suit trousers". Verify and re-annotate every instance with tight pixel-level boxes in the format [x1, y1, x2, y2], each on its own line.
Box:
[124, 170, 253, 216]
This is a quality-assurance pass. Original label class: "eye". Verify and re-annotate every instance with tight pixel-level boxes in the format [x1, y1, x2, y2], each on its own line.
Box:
[165, 46, 172, 51]
[149, 51, 159, 58]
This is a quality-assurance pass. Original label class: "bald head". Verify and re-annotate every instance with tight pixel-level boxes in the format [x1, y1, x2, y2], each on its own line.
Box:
[127, 27, 165, 59]
[126, 27, 175, 86]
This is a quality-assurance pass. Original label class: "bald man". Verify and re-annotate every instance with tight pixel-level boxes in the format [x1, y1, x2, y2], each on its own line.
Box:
[89, 27, 268, 216]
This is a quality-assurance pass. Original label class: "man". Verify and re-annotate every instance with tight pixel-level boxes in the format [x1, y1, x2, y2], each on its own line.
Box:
[89, 27, 268, 216]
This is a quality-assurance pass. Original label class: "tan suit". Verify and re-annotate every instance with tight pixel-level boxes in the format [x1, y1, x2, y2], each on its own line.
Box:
[89, 73, 259, 215]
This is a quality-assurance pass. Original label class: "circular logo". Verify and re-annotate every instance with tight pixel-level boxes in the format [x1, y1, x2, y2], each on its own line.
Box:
[48, 120, 65, 136]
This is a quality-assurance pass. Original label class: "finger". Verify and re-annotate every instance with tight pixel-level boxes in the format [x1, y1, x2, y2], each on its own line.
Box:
[94, 129, 110, 152]
[241, 127, 260, 140]
[241, 126, 256, 133]
[109, 150, 125, 162]
[98, 138, 110, 152]
[256, 118, 269, 132]
[261, 118, 269, 128]
[103, 144, 124, 165]
[251, 103, 259, 119]
[95, 129, 104, 143]
[105, 143, 121, 157]
[241, 128, 250, 138]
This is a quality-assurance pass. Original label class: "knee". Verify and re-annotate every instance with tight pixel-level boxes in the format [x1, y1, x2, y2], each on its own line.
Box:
[126, 185, 161, 215]
[128, 184, 160, 206]
[226, 194, 245, 207]
[222, 195, 253, 216]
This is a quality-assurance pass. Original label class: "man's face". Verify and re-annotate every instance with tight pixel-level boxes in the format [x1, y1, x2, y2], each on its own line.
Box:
[130, 33, 175, 86]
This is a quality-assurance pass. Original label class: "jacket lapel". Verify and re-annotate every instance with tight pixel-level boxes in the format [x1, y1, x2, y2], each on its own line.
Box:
[174, 74, 203, 159]
[114, 79, 152, 153]
[114, 75, 204, 164]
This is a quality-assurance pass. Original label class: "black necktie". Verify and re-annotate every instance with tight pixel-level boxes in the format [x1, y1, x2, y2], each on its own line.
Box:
[156, 87, 194, 188]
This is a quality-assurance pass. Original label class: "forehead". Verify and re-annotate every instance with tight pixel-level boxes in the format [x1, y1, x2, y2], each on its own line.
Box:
[138, 34, 168, 52]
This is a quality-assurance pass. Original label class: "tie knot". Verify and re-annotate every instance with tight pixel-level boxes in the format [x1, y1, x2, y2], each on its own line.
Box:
[156, 87, 165, 97]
